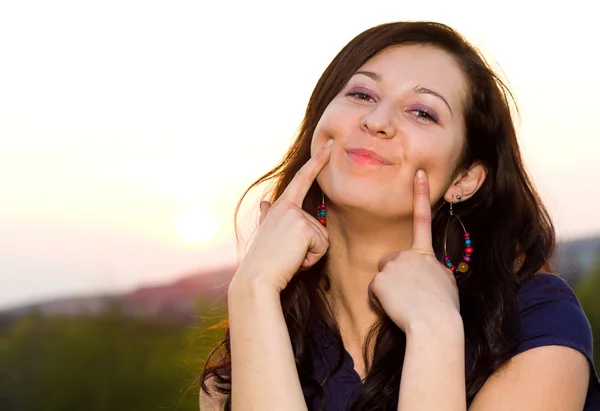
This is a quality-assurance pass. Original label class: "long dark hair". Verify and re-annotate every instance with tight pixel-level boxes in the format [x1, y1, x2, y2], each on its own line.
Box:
[200, 21, 555, 410]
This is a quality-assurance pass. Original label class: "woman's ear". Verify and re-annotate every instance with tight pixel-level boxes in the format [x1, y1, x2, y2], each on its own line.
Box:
[443, 163, 487, 202]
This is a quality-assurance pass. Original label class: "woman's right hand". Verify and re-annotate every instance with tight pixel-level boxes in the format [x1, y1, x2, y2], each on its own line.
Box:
[232, 139, 334, 294]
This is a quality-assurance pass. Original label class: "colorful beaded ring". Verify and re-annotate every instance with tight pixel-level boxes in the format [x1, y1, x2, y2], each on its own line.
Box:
[443, 201, 472, 274]
[317, 192, 326, 226]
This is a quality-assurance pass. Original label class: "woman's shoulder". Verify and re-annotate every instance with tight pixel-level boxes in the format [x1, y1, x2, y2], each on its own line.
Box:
[515, 272, 592, 353]
[517, 271, 574, 294]
[514, 272, 600, 407]
[516, 272, 582, 309]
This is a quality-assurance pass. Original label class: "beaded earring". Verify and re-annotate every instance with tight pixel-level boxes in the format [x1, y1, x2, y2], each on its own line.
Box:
[442, 196, 472, 274]
[317, 192, 326, 226]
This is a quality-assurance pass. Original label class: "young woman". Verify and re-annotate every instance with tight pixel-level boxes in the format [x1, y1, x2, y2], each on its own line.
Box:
[200, 21, 600, 410]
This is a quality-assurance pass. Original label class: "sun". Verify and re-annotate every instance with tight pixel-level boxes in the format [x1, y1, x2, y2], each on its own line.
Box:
[174, 206, 220, 244]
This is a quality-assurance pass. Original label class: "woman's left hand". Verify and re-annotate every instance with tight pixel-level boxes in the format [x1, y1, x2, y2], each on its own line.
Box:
[368, 169, 461, 334]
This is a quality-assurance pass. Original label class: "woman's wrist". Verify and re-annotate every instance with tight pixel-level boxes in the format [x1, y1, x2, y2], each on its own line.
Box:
[228, 269, 282, 304]
[405, 310, 464, 340]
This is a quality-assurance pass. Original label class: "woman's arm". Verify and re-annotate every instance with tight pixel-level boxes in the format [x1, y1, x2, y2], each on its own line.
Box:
[200, 142, 332, 410]
[397, 312, 467, 411]
[199, 377, 225, 410]
[468, 346, 588, 410]
[395, 316, 589, 411]
[227, 273, 308, 411]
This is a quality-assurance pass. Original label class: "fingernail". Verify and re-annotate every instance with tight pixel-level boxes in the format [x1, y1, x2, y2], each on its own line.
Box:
[417, 169, 425, 179]
[325, 139, 334, 148]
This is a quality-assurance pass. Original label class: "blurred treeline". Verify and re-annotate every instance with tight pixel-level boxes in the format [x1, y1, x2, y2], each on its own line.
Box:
[1, 262, 600, 411]
[0, 303, 227, 411]
[574, 259, 600, 366]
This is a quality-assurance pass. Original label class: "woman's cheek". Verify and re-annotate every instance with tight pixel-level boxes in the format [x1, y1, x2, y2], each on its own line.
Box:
[311, 122, 338, 156]
[311, 112, 333, 155]
[410, 151, 450, 199]
[311, 133, 329, 158]
[428, 163, 455, 203]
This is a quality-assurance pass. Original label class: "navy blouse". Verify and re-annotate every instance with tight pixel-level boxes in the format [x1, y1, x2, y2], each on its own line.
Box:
[302, 273, 600, 410]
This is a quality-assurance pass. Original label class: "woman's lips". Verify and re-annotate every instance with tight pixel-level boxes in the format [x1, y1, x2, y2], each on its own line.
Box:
[345, 148, 393, 166]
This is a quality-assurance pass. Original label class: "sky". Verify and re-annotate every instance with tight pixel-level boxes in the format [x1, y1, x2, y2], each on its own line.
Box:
[1, 0, 599, 310]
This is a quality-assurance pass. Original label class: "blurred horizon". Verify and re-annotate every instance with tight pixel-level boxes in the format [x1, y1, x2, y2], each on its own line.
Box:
[2, 0, 600, 310]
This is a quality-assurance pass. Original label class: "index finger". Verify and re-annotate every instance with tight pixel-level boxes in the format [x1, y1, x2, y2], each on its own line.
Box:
[280, 139, 333, 206]
[411, 169, 434, 253]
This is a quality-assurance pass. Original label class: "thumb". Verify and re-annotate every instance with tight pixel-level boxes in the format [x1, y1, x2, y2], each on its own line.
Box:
[368, 281, 385, 314]
[258, 201, 271, 226]
[377, 251, 401, 272]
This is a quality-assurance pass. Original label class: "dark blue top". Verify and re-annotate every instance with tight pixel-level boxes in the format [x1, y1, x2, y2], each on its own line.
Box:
[303, 273, 600, 410]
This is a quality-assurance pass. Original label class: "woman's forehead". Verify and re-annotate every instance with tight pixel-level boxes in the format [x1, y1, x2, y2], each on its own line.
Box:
[357, 45, 467, 95]
[352, 45, 467, 118]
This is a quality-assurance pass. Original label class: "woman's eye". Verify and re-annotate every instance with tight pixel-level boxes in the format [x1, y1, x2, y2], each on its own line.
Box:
[347, 90, 376, 102]
[409, 109, 439, 124]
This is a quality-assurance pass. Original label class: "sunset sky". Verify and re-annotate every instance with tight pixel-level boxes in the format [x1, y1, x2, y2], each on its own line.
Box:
[1, 0, 599, 309]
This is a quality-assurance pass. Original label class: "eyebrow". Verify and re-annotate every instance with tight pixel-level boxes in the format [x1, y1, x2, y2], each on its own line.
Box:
[354, 70, 382, 82]
[352, 70, 454, 116]
[413, 85, 453, 116]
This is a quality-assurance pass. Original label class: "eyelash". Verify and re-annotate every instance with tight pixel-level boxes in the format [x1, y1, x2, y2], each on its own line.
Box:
[346, 88, 440, 124]
[408, 108, 439, 124]
[347, 90, 376, 102]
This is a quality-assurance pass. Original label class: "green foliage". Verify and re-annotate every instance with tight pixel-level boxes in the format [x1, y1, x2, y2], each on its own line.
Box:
[574, 257, 600, 367]
[0, 302, 227, 411]
[3, 266, 600, 411]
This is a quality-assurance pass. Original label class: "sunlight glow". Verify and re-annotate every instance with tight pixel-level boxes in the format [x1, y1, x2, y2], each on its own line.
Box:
[2, 0, 599, 308]
[174, 206, 220, 244]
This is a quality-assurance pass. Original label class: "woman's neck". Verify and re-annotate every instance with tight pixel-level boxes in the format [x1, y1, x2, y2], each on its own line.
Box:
[322, 210, 413, 343]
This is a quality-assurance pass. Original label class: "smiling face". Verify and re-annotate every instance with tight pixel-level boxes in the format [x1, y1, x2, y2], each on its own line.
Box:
[312, 44, 469, 220]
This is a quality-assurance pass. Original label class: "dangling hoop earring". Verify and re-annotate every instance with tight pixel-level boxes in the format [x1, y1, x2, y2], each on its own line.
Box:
[317, 191, 326, 226]
[443, 196, 472, 273]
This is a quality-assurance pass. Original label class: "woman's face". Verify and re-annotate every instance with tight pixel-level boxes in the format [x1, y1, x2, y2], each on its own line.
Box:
[312, 45, 468, 220]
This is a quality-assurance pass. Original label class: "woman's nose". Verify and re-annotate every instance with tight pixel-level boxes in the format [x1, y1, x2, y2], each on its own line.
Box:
[360, 106, 396, 139]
